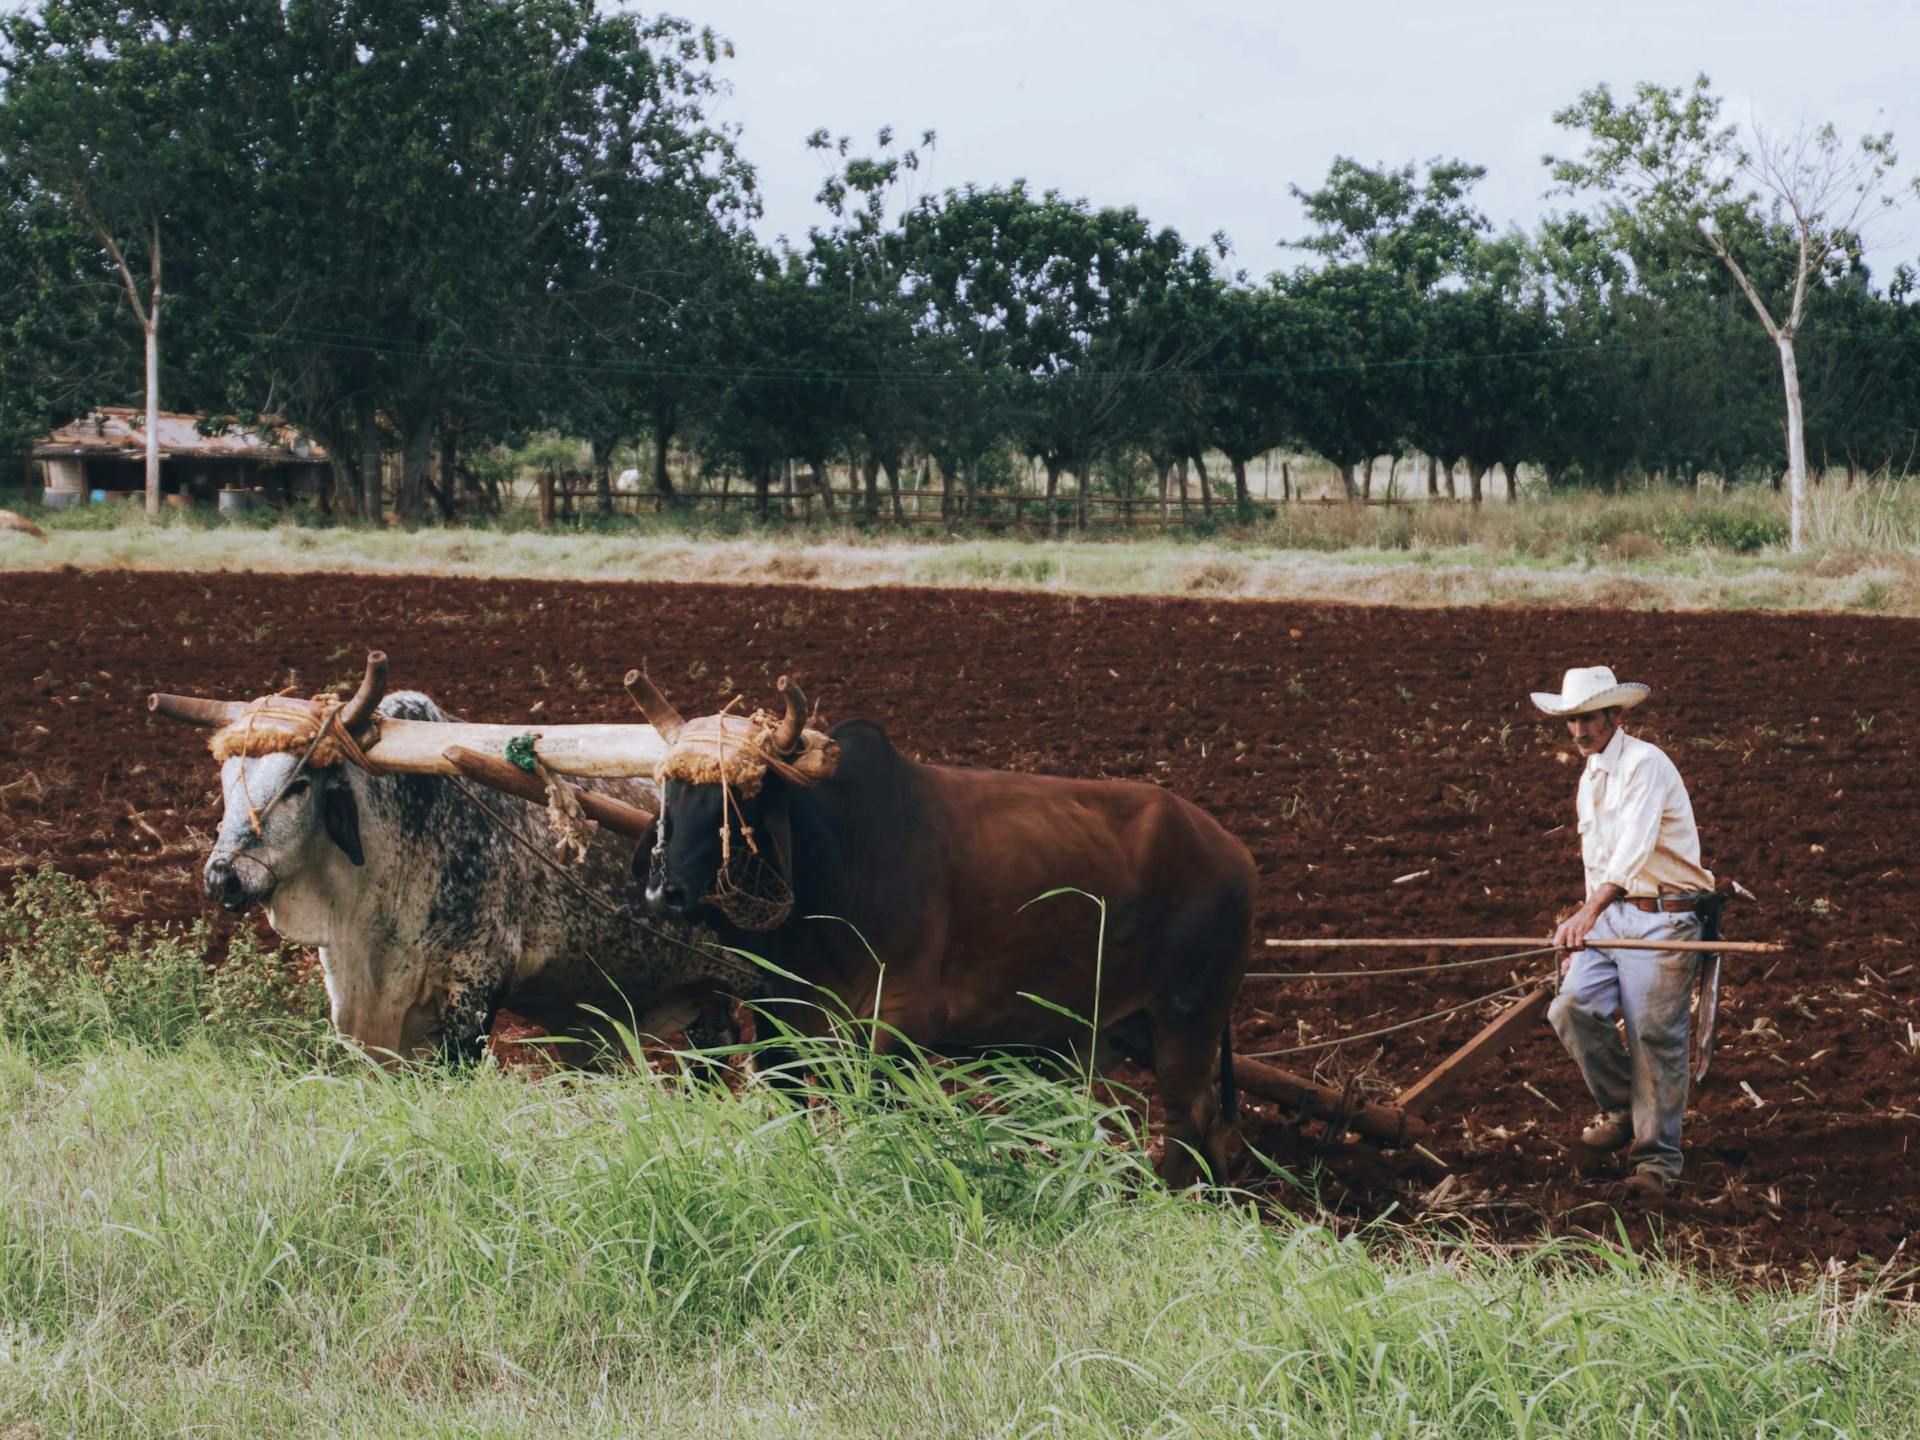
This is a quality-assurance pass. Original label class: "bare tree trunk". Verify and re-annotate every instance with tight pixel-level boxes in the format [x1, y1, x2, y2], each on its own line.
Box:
[1177, 456, 1191, 517]
[861, 452, 880, 517]
[882, 456, 903, 519]
[1778, 335, 1808, 549]
[1500, 460, 1519, 500]
[354, 392, 382, 522]
[1192, 453, 1214, 517]
[810, 456, 836, 512]
[1361, 456, 1374, 501]
[1158, 459, 1170, 524]
[435, 430, 458, 522]
[142, 314, 161, 515]
[1282, 459, 1292, 501]
[1044, 457, 1062, 537]
[1427, 453, 1438, 497]
[1341, 462, 1362, 503]
[591, 437, 615, 517]
[399, 414, 435, 525]
[754, 462, 772, 518]
[1230, 455, 1251, 512]
[1467, 459, 1487, 506]
[651, 426, 676, 505]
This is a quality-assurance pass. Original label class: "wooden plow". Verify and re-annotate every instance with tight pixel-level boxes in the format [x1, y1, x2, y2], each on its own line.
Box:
[1228, 936, 1786, 1149]
[151, 650, 1791, 1155]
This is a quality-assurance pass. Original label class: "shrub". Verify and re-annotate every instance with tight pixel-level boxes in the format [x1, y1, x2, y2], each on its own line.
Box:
[1652, 507, 1790, 553]
[0, 869, 325, 1058]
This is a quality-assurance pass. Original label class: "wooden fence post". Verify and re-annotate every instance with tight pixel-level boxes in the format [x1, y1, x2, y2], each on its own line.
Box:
[537, 471, 554, 528]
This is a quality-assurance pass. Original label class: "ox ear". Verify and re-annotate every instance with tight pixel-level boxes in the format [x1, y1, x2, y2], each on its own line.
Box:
[323, 780, 365, 867]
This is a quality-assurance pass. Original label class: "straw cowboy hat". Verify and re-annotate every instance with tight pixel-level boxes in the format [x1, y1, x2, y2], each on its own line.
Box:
[1529, 665, 1651, 716]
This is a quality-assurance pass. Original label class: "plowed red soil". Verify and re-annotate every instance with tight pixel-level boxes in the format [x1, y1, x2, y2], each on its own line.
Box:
[3, 569, 1915, 1285]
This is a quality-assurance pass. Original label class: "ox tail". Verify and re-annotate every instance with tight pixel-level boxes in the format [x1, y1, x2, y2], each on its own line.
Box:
[1218, 1022, 1239, 1124]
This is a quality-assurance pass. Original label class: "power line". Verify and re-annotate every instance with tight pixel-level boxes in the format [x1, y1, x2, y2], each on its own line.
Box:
[180, 299, 1920, 389]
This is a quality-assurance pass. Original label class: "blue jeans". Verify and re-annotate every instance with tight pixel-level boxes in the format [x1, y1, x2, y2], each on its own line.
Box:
[1548, 901, 1701, 1179]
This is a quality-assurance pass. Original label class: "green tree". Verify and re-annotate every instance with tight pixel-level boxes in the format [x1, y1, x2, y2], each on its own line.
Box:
[1550, 73, 1917, 548]
[806, 126, 936, 518]
[1288, 157, 1490, 500]
[225, 0, 750, 523]
[1192, 283, 1303, 512]
[0, 154, 131, 474]
[0, 0, 255, 514]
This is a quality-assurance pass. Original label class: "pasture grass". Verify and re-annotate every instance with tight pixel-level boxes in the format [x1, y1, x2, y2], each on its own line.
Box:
[6, 485, 1920, 615]
[3, 870, 1918, 1436]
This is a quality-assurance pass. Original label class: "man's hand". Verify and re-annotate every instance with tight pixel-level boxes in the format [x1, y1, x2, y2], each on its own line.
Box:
[1553, 908, 1598, 954]
[1553, 885, 1626, 974]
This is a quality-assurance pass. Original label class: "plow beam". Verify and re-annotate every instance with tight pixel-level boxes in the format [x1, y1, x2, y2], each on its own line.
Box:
[1231, 1055, 1426, 1147]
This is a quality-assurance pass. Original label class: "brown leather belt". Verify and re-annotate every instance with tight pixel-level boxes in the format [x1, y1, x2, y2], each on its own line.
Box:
[1624, 896, 1701, 913]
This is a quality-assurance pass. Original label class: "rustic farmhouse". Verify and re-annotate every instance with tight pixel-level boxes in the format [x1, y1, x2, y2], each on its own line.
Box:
[32, 409, 328, 508]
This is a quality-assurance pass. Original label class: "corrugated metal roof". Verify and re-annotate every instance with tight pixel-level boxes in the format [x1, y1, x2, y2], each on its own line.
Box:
[33, 408, 327, 462]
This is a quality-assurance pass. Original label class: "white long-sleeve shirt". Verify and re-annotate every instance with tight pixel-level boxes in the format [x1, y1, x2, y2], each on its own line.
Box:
[1577, 727, 1714, 898]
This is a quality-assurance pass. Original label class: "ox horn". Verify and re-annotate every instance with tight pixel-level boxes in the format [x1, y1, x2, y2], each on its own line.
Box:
[769, 675, 807, 756]
[147, 691, 247, 727]
[337, 651, 389, 736]
[624, 669, 684, 743]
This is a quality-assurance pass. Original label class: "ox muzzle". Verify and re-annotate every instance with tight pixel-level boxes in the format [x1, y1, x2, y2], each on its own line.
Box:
[203, 851, 273, 913]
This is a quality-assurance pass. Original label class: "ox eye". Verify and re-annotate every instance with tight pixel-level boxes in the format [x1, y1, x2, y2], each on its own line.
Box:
[285, 777, 311, 798]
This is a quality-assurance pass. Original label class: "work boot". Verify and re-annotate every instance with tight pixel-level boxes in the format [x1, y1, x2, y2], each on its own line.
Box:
[1578, 1112, 1632, 1150]
[1622, 1168, 1673, 1201]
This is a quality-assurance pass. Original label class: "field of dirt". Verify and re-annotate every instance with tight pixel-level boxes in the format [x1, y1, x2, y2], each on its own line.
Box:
[2, 569, 1915, 1285]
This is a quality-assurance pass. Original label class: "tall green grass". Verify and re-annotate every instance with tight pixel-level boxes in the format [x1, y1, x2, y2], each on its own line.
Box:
[2, 871, 1916, 1435]
[0, 869, 326, 1060]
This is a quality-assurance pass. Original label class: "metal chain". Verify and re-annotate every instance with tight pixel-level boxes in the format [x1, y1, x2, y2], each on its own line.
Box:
[1244, 976, 1543, 1059]
[1248, 944, 1559, 981]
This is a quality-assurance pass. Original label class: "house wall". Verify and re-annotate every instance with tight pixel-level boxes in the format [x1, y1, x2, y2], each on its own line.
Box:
[44, 458, 86, 495]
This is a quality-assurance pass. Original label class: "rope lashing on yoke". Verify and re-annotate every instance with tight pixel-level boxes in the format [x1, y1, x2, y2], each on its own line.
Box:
[652, 706, 839, 797]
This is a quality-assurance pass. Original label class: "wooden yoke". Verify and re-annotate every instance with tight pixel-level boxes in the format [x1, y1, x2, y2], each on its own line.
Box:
[148, 650, 670, 780]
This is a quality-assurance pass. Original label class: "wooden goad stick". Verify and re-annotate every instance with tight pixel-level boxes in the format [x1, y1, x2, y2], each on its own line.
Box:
[1264, 936, 1787, 954]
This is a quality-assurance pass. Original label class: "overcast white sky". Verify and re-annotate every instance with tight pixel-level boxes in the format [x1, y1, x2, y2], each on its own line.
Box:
[690, 0, 1920, 275]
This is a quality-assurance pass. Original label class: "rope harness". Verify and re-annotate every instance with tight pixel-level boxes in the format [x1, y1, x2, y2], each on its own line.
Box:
[447, 775, 761, 985]
[209, 694, 375, 837]
[652, 703, 839, 933]
[1242, 945, 1559, 1061]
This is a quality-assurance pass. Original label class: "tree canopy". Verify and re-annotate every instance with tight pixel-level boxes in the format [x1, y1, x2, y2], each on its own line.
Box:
[3, 14, 1917, 526]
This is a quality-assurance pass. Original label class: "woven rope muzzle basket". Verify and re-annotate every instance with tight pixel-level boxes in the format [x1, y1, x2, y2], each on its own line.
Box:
[653, 711, 838, 930]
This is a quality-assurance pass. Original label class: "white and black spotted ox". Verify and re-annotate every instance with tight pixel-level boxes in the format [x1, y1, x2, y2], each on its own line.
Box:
[159, 663, 747, 1063]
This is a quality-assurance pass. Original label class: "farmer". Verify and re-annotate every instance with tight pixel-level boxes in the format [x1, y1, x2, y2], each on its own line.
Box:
[1534, 666, 1717, 1199]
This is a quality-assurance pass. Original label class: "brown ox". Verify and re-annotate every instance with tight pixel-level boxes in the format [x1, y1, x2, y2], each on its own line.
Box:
[629, 674, 1255, 1186]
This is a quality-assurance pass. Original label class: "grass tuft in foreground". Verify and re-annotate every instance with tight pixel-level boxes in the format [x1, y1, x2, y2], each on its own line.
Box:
[3, 875, 1917, 1435]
